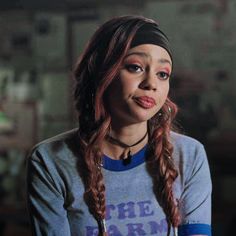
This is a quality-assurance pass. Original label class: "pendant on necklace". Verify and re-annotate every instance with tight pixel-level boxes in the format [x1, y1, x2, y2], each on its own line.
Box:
[123, 149, 132, 165]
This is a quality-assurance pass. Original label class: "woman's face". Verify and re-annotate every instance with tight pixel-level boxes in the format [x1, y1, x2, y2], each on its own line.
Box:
[106, 44, 172, 126]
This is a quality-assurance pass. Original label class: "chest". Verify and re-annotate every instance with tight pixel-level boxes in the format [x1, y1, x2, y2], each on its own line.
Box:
[66, 165, 180, 236]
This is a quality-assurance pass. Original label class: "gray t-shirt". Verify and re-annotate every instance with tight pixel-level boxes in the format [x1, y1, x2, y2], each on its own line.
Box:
[27, 129, 212, 236]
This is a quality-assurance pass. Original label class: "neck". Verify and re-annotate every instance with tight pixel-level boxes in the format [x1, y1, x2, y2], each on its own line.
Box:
[102, 122, 148, 160]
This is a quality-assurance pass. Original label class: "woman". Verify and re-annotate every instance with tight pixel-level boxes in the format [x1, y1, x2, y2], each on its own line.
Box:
[27, 16, 212, 236]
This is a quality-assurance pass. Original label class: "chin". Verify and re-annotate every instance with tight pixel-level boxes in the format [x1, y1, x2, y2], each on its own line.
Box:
[130, 111, 157, 123]
[110, 107, 158, 125]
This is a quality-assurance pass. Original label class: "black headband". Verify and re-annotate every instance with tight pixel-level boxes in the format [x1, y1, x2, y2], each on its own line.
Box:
[130, 23, 172, 61]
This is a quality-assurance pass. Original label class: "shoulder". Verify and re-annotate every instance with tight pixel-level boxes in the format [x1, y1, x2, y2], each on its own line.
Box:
[170, 131, 208, 168]
[28, 128, 80, 165]
[26, 128, 83, 199]
[32, 128, 79, 150]
[171, 132, 212, 201]
[170, 134, 212, 229]
[170, 131, 203, 151]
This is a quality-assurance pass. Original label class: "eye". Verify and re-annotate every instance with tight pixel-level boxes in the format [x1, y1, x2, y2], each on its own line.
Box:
[125, 64, 143, 73]
[157, 71, 170, 80]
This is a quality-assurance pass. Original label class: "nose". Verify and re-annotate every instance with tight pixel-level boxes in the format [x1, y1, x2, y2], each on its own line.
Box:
[139, 71, 157, 91]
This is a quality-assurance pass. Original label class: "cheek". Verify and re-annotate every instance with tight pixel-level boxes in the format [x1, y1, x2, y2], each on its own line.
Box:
[154, 84, 169, 110]
[159, 83, 169, 99]
[106, 78, 132, 105]
[118, 78, 138, 98]
[119, 70, 140, 86]
[164, 86, 169, 98]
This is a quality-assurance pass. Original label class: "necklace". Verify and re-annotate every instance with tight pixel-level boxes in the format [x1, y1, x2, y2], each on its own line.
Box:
[106, 131, 148, 164]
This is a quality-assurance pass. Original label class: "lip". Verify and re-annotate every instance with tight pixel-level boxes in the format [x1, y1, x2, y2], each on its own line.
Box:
[133, 96, 156, 109]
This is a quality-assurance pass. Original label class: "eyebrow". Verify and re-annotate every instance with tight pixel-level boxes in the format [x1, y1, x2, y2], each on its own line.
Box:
[125, 51, 172, 66]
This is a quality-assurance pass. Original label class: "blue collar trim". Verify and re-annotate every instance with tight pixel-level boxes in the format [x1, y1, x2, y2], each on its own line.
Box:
[178, 223, 211, 236]
[102, 145, 147, 171]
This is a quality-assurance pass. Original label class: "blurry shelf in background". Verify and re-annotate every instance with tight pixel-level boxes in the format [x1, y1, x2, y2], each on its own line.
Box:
[0, 100, 38, 152]
[0, 204, 30, 236]
[207, 131, 236, 176]
[0, 204, 29, 226]
[0, 101, 36, 235]
[206, 131, 236, 235]
[2, 224, 30, 236]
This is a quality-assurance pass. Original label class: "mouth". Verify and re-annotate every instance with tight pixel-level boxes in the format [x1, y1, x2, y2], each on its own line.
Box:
[133, 96, 156, 109]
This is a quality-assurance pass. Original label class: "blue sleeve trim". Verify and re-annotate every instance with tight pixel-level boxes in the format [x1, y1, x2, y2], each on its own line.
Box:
[178, 224, 211, 236]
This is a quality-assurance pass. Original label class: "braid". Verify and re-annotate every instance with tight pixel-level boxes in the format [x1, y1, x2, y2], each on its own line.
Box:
[78, 118, 110, 235]
[147, 98, 181, 235]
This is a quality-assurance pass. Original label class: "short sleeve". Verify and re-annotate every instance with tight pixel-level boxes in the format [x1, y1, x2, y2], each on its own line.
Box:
[178, 144, 212, 236]
[26, 149, 71, 236]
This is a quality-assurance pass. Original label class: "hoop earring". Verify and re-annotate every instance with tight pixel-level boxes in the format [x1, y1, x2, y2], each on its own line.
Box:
[160, 104, 172, 121]
[91, 92, 94, 105]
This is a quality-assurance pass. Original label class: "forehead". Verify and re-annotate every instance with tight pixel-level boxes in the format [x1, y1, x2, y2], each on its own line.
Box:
[125, 44, 172, 66]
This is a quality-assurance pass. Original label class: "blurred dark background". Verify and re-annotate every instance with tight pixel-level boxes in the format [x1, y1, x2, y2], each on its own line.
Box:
[0, 0, 235, 235]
